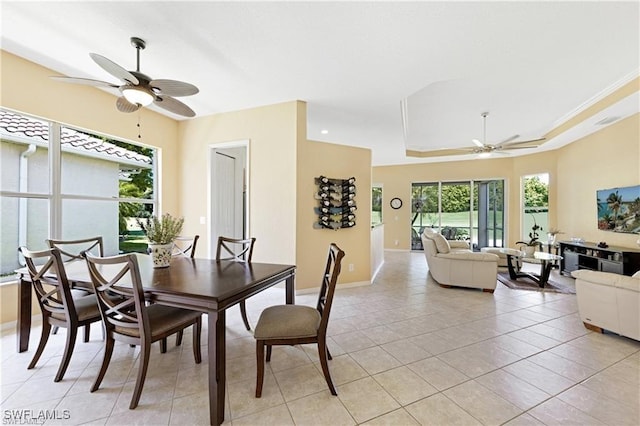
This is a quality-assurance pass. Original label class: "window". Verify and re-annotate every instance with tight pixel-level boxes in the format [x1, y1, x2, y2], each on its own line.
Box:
[522, 173, 549, 242]
[372, 185, 382, 225]
[0, 109, 157, 282]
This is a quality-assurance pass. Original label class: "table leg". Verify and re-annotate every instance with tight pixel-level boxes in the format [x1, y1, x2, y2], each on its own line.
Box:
[538, 260, 553, 288]
[505, 255, 520, 280]
[285, 272, 295, 305]
[208, 310, 226, 425]
[17, 276, 32, 352]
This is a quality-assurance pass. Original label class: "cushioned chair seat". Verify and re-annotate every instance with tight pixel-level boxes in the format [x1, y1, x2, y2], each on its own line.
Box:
[51, 295, 100, 322]
[115, 304, 203, 338]
[254, 305, 321, 340]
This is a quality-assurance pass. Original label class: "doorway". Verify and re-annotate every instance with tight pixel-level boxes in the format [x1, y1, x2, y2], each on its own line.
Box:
[209, 140, 249, 255]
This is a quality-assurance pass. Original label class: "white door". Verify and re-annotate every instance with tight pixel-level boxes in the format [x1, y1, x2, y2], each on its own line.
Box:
[210, 143, 248, 253]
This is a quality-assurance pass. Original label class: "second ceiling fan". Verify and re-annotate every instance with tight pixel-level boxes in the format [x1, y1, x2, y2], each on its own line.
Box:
[51, 37, 198, 117]
[469, 112, 545, 156]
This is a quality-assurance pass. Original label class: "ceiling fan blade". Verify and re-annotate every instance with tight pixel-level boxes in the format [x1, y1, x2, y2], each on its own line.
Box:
[50, 76, 119, 88]
[150, 79, 199, 97]
[116, 96, 141, 113]
[499, 134, 520, 145]
[90, 53, 139, 85]
[472, 138, 485, 147]
[498, 145, 541, 151]
[154, 95, 196, 117]
[501, 137, 546, 147]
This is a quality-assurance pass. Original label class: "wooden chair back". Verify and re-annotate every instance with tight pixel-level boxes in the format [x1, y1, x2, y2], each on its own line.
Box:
[216, 236, 256, 262]
[19, 247, 76, 323]
[316, 243, 345, 334]
[47, 236, 104, 262]
[84, 253, 146, 342]
[172, 235, 200, 258]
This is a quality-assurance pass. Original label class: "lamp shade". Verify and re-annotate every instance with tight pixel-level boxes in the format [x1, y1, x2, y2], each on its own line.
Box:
[122, 86, 154, 106]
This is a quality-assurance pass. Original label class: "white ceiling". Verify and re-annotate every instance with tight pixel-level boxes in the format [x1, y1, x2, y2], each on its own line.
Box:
[2, 1, 639, 166]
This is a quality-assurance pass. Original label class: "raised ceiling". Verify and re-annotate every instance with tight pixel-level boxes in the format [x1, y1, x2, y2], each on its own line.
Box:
[1, 1, 638, 166]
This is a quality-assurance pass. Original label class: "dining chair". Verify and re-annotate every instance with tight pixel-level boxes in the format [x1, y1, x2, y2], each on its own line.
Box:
[84, 252, 202, 409]
[173, 235, 256, 348]
[47, 236, 104, 261]
[254, 243, 345, 397]
[46, 236, 103, 334]
[18, 246, 103, 382]
[217, 236, 257, 331]
[171, 235, 200, 257]
[170, 234, 199, 347]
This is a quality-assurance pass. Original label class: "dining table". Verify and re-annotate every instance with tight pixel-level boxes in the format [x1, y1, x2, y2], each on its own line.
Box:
[15, 254, 296, 425]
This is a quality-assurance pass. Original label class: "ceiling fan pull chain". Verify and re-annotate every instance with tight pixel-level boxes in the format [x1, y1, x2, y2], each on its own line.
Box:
[137, 110, 142, 139]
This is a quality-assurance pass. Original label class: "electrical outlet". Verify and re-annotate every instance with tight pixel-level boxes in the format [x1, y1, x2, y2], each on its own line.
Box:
[348, 263, 354, 272]
[394, 240, 399, 246]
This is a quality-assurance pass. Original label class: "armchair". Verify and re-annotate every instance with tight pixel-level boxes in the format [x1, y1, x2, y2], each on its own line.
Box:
[572, 269, 640, 341]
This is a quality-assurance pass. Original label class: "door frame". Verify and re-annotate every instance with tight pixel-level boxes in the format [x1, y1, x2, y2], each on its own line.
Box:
[207, 139, 250, 257]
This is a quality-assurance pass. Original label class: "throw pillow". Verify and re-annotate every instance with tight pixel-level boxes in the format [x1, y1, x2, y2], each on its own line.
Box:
[431, 233, 450, 254]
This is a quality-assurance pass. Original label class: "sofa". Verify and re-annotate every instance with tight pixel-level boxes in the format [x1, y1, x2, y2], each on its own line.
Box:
[421, 228, 499, 292]
[572, 269, 640, 341]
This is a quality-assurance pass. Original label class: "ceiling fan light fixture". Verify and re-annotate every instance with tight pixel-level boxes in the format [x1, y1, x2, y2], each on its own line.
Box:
[122, 86, 154, 106]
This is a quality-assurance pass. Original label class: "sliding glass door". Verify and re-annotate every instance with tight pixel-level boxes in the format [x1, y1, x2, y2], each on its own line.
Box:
[411, 179, 505, 250]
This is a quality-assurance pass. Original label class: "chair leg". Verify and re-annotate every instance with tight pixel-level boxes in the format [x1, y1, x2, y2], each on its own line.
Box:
[91, 336, 115, 392]
[52, 325, 59, 335]
[240, 301, 251, 331]
[175, 330, 184, 346]
[160, 338, 167, 353]
[130, 341, 151, 409]
[327, 347, 332, 360]
[83, 324, 91, 342]
[55, 325, 77, 382]
[28, 321, 52, 370]
[266, 345, 272, 362]
[256, 340, 265, 398]
[318, 338, 337, 396]
[192, 317, 202, 364]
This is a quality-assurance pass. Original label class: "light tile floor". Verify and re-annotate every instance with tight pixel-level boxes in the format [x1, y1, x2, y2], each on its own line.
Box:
[1, 251, 639, 425]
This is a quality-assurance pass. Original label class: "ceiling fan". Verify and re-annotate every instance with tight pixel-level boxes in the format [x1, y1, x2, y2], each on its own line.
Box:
[406, 112, 545, 158]
[469, 112, 545, 156]
[51, 37, 198, 117]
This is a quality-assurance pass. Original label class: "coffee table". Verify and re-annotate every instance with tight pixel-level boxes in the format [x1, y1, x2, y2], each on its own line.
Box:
[498, 248, 563, 288]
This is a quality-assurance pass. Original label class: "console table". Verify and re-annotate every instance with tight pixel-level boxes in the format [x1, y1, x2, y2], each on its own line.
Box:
[559, 240, 640, 276]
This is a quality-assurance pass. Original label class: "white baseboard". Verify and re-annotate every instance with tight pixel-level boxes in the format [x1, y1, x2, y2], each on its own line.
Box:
[296, 280, 371, 295]
[1, 315, 41, 334]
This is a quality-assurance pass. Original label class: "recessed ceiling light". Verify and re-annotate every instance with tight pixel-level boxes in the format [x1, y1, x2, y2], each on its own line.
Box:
[320, 129, 329, 135]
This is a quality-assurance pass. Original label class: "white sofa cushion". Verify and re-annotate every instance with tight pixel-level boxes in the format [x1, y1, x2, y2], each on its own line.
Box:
[431, 233, 451, 253]
[632, 270, 640, 278]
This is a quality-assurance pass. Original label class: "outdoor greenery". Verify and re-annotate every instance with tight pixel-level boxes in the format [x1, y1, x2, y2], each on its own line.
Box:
[116, 141, 154, 236]
[523, 176, 548, 208]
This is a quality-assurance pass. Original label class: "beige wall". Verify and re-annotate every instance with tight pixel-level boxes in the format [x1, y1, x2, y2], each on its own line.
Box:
[556, 114, 639, 247]
[296, 137, 372, 289]
[177, 100, 299, 264]
[373, 113, 640, 250]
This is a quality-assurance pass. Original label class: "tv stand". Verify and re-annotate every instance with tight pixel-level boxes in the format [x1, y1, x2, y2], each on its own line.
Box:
[559, 240, 640, 276]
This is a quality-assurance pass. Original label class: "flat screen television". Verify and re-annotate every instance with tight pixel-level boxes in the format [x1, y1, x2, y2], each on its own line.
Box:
[597, 185, 640, 234]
